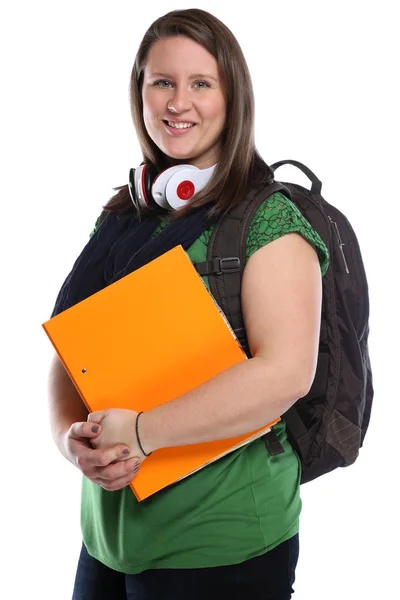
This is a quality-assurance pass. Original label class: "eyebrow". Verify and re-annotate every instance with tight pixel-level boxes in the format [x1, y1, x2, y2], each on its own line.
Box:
[149, 72, 219, 82]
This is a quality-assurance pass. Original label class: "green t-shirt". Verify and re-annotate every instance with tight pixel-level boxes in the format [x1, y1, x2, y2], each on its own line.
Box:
[82, 192, 329, 574]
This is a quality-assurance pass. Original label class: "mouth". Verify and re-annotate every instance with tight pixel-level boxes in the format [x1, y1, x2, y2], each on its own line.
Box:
[162, 120, 197, 135]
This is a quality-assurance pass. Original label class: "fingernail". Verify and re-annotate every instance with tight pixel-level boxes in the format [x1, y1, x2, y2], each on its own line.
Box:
[91, 425, 99, 433]
[134, 460, 140, 467]
[134, 466, 139, 474]
[123, 449, 130, 455]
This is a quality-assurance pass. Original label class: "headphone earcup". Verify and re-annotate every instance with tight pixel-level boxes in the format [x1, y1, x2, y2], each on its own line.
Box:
[133, 164, 160, 209]
[152, 165, 198, 209]
[128, 164, 158, 211]
[128, 167, 139, 210]
[142, 163, 159, 208]
[129, 165, 147, 209]
[165, 164, 216, 210]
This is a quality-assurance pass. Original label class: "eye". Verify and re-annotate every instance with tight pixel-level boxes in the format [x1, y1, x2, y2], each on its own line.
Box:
[153, 80, 172, 88]
[194, 81, 210, 89]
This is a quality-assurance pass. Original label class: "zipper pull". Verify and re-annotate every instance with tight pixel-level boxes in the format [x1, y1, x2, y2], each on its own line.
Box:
[328, 216, 350, 274]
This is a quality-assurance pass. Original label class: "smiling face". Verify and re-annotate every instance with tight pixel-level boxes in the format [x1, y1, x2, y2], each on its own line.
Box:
[142, 36, 226, 169]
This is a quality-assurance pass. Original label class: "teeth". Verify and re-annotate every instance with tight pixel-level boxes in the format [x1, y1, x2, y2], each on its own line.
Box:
[167, 121, 194, 129]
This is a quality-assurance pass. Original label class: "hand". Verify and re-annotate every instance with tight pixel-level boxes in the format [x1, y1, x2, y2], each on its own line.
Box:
[62, 421, 141, 492]
[88, 409, 149, 462]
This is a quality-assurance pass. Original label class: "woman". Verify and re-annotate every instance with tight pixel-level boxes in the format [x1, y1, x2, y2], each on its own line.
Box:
[48, 8, 329, 600]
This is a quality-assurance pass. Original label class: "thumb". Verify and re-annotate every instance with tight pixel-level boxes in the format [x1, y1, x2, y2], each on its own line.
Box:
[87, 411, 107, 425]
[69, 421, 103, 440]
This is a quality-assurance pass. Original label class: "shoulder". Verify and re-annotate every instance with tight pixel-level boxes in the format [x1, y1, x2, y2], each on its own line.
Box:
[89, 215, 102, 238]
[246, 192, 330, 276]
[89, 209, 112, 238]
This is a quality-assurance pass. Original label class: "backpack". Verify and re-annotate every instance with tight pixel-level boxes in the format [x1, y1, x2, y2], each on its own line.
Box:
[193, 160, 373, 484]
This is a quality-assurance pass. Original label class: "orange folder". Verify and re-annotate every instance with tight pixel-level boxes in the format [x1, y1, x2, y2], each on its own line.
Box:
[43, 245, 279, 501]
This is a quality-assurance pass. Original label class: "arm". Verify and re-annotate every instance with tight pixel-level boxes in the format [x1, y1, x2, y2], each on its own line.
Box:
[48, 354, 141, 491]
[90, 232, 322, 455]
[140, 232, 322, 451]
[48, 353, 90, 450]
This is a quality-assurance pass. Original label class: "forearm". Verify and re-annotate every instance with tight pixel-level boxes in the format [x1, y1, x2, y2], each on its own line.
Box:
[140, 356, 306, 453]
[48, 354, 89, 456]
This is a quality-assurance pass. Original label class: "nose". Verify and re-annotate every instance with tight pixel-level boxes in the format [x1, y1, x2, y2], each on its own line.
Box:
[167, 85, 192, 114]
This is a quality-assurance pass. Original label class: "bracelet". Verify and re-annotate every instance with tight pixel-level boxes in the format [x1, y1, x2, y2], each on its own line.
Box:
[135, 411, 152, 457]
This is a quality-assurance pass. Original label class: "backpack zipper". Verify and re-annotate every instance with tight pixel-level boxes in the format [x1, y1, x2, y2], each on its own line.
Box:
[328, 215, 350, 274]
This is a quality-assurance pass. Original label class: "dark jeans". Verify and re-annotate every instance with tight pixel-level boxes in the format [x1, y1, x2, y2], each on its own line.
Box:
[72, 534, 299, 600]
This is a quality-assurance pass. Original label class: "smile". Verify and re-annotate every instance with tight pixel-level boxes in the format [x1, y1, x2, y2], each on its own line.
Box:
[167, 121, 194, 129]
[163, 121, 197, 135]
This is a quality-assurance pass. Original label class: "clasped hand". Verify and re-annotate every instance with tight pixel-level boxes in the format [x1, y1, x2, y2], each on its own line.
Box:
[64, 409, 146, 492]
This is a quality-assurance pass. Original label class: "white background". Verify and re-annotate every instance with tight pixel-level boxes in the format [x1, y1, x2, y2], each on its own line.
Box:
[2, 0, 399, 598]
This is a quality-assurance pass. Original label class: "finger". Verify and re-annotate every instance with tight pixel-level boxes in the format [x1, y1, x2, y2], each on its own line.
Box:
[95, 457, 141, 481]
[94, 465, 140, 492]
[77, 451, 136, 477]
[87, 445, 136, 468]
[69, 421, 103, 440]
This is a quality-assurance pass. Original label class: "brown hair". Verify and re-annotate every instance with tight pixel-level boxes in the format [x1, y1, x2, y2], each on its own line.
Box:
[104, 8, 274, 220]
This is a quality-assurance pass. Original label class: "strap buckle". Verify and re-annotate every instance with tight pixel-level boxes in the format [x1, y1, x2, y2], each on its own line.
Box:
[217, 257, 241, 274]
[263, 430, 285, 456]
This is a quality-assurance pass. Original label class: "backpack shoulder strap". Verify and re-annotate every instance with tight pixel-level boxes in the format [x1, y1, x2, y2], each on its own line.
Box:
[194, 181, 290, 353]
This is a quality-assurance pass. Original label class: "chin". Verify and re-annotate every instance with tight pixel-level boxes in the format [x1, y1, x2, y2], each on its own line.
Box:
[162, 148, 197, 162]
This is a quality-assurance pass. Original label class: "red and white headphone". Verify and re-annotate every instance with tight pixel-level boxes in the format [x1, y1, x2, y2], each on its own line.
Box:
[128, 163, 216, 211]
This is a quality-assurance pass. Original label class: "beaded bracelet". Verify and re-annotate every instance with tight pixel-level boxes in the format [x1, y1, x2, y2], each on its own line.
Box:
[135, 411, 152, 457]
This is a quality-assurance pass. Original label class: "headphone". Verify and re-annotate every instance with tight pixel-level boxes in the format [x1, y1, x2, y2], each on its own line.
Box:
[128, 163, 216, 212]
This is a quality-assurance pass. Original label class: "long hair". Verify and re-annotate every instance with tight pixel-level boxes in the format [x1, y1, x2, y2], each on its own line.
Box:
[104, 8, 274, 220]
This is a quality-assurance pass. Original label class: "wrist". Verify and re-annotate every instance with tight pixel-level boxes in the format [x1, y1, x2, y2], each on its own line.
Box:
[137, 410, 161, 454]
